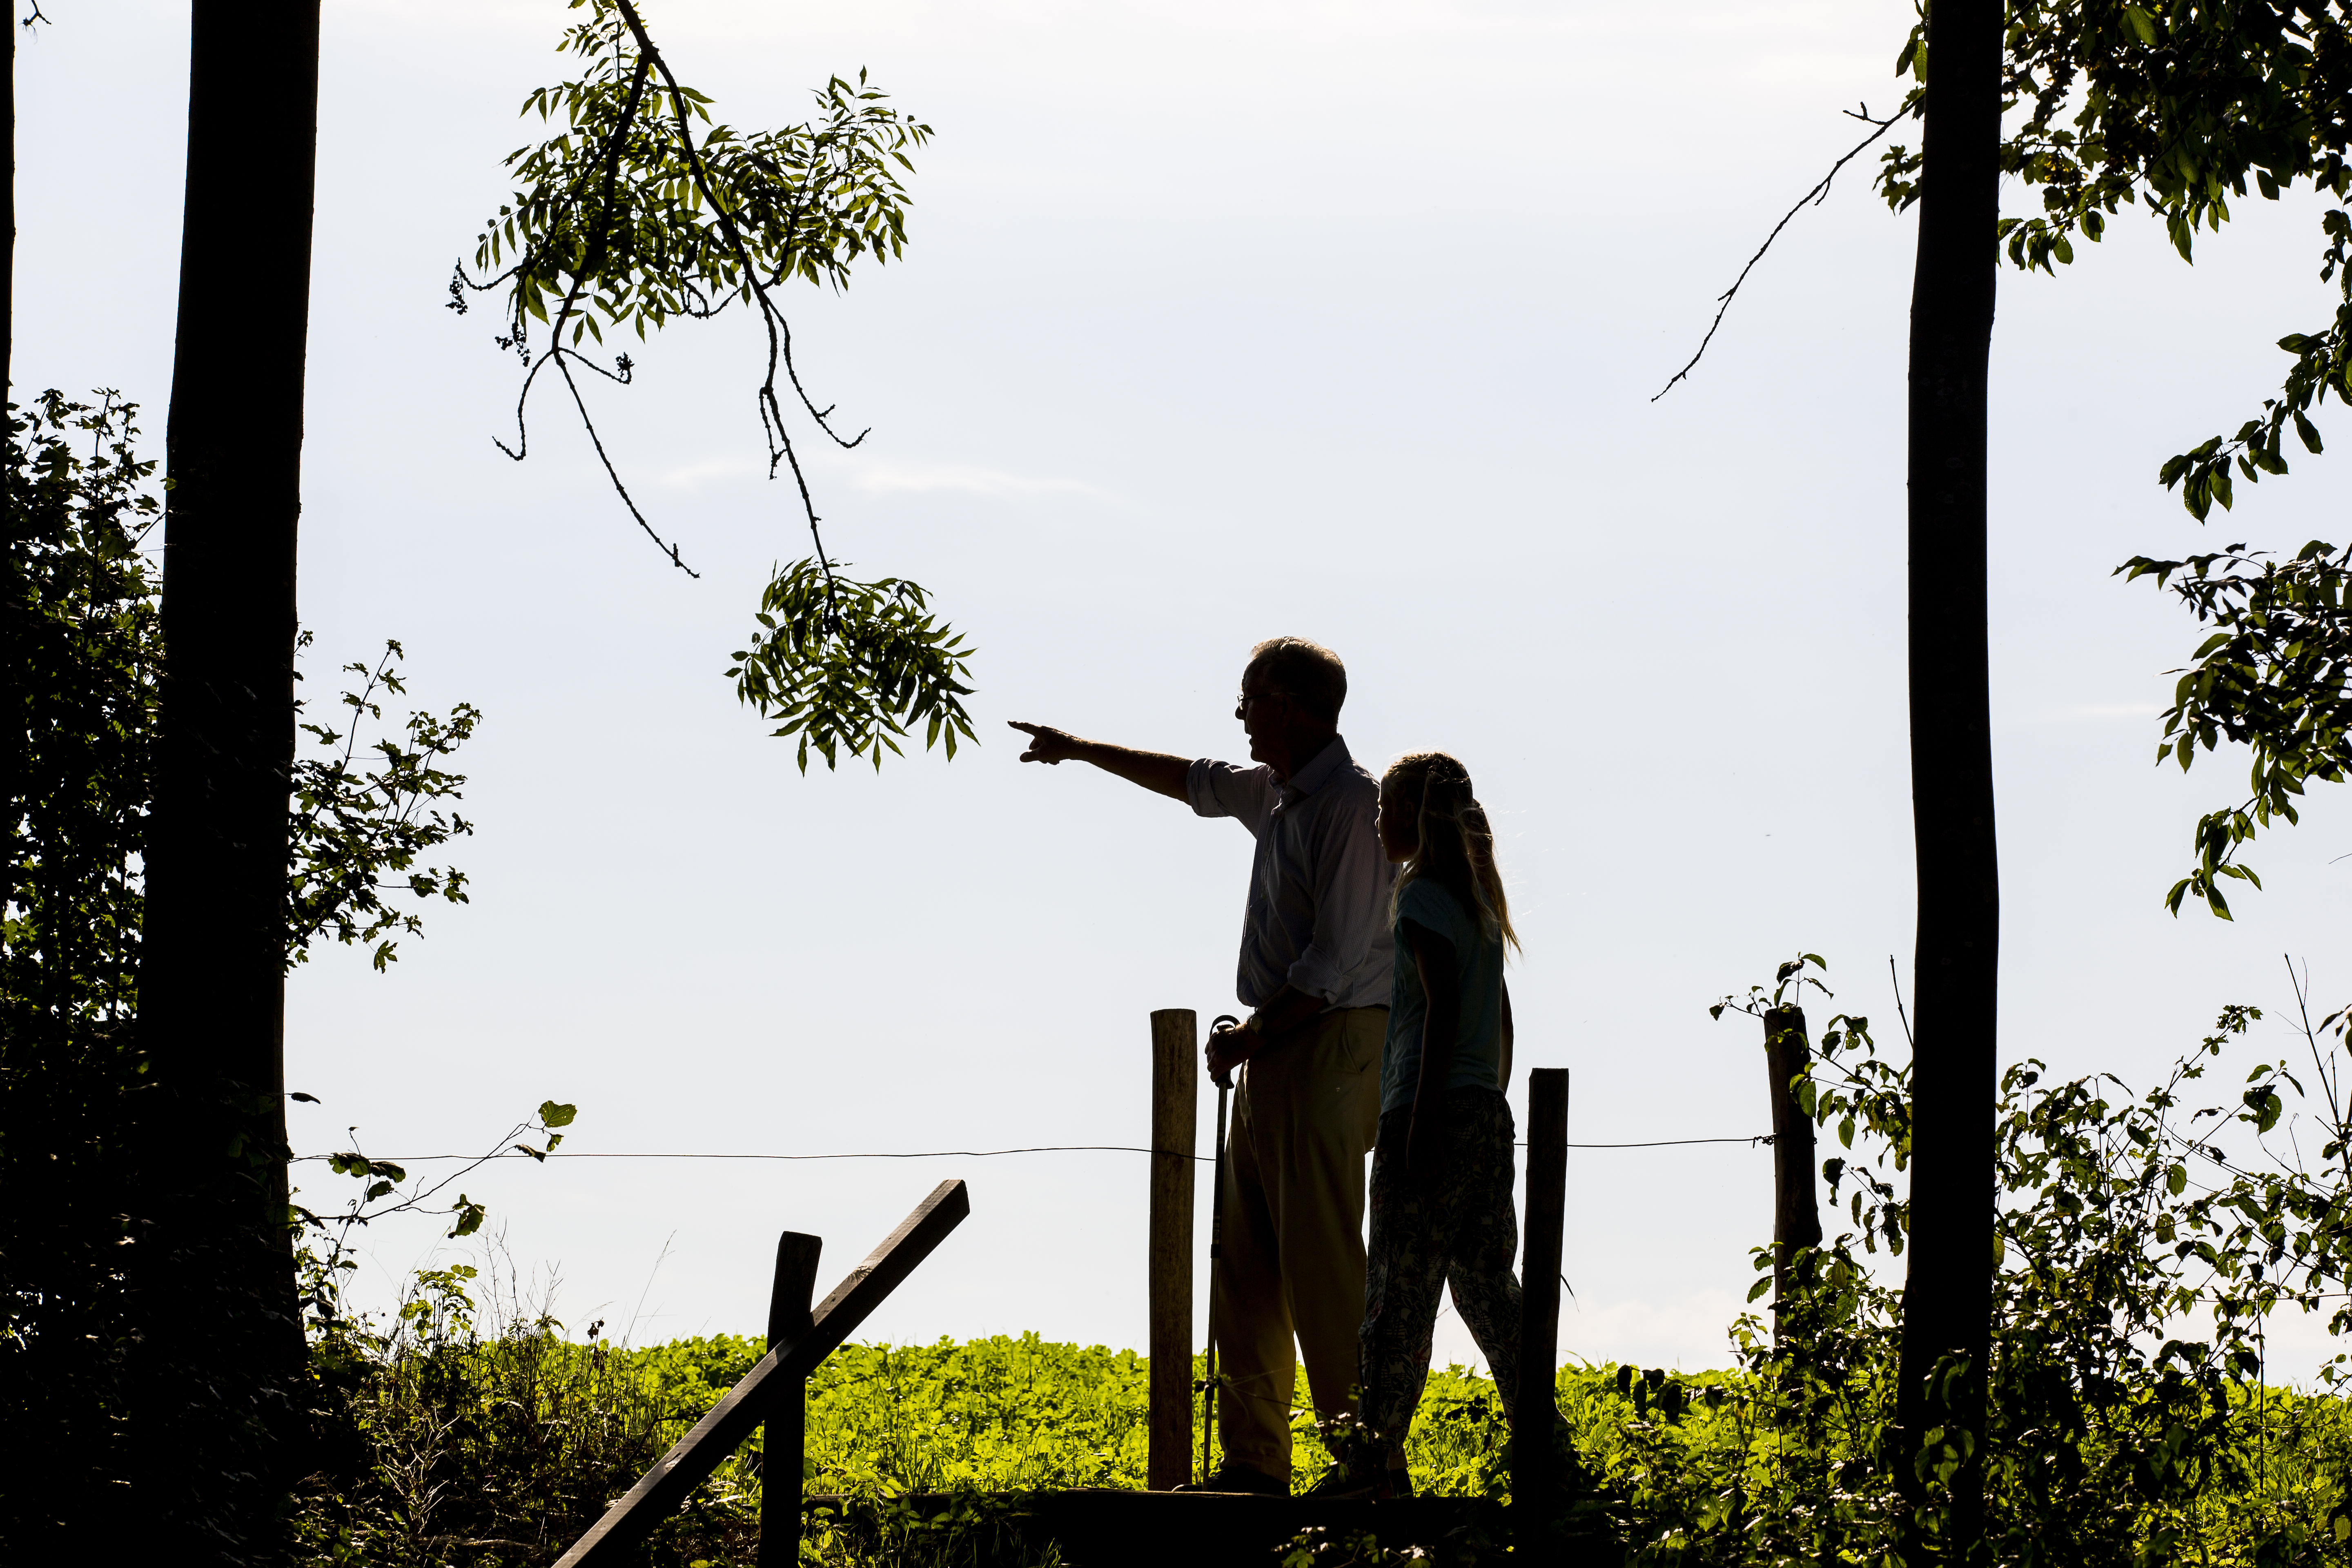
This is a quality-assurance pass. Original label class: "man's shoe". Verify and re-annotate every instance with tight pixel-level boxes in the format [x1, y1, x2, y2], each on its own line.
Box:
[1177, 1461, 1289, 1496]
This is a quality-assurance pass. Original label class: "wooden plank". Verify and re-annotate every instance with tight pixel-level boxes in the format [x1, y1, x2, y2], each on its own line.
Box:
[1147, 1008, 1198, 1490]
[807, 1490, 1524, 1568]
[1762, 1006, 1822, 1343]
[1516, 1068, 1569, 1541]
[758, 1231, 822, 1567]
[555, 1181, 970, 1568]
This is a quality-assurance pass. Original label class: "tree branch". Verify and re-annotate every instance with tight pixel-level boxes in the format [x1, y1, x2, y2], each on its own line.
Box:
[1653, 106, 1904, 403]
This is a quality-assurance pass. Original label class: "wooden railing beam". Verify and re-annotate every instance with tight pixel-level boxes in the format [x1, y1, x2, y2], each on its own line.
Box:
[555, 1180, 971, 1568]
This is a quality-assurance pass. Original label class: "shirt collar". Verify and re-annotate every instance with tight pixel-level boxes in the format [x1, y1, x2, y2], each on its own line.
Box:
[1276, 735, 1352, 801]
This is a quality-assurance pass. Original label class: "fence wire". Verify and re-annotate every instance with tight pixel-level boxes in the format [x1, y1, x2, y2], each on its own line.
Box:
[293, 1135, 1773, 1165]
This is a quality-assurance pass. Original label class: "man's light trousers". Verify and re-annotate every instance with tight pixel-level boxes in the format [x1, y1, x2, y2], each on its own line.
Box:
[1212, 1004, 1385, 1481]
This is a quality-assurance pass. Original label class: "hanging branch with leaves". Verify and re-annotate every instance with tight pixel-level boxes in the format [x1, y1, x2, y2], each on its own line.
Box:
[1875, 0, 2352, 520]
[1666, 4, 2352, 508]
[2117, 539, 2352, 917]
[1666, 5, 2352, 913]
[450, 0, 975, 772]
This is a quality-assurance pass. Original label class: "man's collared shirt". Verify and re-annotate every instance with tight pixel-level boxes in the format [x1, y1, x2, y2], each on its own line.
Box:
[1185, 735, 1394, 1011]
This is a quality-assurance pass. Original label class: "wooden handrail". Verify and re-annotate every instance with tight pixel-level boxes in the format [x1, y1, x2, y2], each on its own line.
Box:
[554, 1180, 971, 1568]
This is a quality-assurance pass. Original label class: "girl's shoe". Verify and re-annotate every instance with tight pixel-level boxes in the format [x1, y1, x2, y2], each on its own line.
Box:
[1175, 1461, 1290, 1496]
[1302, 1461, 1414, 1501]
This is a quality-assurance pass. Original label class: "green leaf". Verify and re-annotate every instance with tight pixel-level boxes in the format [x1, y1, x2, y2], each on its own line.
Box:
[448, 1195, 487, 1239]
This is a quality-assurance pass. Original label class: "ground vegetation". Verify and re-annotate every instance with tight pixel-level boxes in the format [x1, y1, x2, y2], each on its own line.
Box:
[268, 958, 2352, 1566]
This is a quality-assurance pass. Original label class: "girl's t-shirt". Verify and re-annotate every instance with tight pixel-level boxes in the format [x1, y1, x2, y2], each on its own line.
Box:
[1378, 877, 1508, 1115]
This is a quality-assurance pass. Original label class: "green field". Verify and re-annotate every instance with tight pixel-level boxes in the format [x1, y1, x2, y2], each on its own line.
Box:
[290, 1322, 2352, 1566]
[298, 1323, 1531, 1564]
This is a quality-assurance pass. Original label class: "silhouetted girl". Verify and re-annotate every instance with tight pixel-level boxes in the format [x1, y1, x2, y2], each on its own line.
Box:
[1334, 750, 1525, 1497]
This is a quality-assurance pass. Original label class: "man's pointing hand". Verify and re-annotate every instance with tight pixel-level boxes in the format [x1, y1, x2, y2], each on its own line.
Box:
[1007, 723, 1192, 801]
[1008, 720, 1085, 764]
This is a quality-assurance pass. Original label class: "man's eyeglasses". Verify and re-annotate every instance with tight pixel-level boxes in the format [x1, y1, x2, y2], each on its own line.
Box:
[1236, 689, 1293, 710]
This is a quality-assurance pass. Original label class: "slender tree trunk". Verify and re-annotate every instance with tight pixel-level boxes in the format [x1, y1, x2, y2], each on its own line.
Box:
[8, 3, 16, 399]
[129, 2, 323, 1553]
[1896, 0, 2003, 1554]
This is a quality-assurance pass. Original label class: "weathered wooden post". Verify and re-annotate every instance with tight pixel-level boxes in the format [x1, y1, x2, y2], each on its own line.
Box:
[759, 1231, 822, 1567]
[1762, 1006, 1823, 1344]
[1148, 1008, 1199, 1491]
[1516, 1067, 1569, 1547]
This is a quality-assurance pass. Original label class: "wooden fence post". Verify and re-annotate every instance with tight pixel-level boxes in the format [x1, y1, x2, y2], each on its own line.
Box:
[1516, 1067, 1569, 1545]
[1148, 1008, 1199, 1491]
[759, 1231, 822, 1568]
[1762, 1006, 1822, 1343]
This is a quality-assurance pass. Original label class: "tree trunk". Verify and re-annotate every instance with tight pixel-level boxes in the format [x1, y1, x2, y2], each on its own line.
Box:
[1897, 0, 2003, 1552]
[8, 0, 16, 397]
[129, 1, 323, 1553]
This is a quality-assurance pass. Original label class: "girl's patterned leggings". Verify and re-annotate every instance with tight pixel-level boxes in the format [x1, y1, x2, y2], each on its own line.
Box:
[1359, 1087, 1525, 1459]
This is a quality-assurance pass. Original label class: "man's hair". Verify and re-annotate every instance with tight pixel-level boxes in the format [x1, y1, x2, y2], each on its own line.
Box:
[1246, 637, 1347, 723]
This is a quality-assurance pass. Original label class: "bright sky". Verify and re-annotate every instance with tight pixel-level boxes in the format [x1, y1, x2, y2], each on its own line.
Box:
[16, 0, 2351, 1379]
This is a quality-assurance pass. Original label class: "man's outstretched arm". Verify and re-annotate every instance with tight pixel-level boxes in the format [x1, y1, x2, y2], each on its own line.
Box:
[1008, 721, 1189, 801]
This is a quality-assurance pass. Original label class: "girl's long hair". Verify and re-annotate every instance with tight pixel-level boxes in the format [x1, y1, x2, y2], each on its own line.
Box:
[1384, 751, 1519, 956]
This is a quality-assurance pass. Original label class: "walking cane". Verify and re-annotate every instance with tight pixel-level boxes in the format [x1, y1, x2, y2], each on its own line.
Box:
[1201, 1013, 1241, 1485]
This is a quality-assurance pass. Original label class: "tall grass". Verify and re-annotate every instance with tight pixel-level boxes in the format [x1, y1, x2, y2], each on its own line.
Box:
[292, 1258, 765, 1566]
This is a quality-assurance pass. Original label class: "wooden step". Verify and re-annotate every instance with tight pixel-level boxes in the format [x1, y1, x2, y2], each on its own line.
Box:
[807, 1489, 1513, 1567]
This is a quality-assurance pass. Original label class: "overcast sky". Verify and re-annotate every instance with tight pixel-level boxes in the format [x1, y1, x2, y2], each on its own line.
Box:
[16, 0, 2351, 1378]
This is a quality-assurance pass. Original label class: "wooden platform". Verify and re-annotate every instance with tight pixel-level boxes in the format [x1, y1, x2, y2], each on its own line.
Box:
[808, 1489, 1512, 1567]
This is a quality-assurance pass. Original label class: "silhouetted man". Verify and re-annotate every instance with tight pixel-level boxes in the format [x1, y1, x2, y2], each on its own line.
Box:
[1010, 637, 1390, 1494]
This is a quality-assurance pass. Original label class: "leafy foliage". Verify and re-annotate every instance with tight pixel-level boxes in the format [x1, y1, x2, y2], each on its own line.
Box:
[2, 393, 486, 1545]
[1855, 7, 2352, 907]
[297, 1099, 580, 1327]
[3, 391, 158, 1040]
[454, 0, 974, 773]
[294, 1255, 760, 1567]
[1875, 0, 2352, 520]
[472, 18, 925, 344]
[730, 561, 977, 772]
[1649, 955, 2352, 1565]
[2, 391, 164, 1541]
[2118, 539, 2352, 916]
[290, 639, 480, 969]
